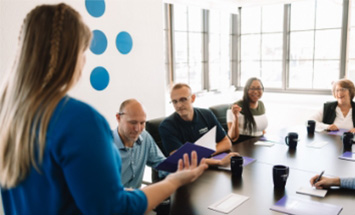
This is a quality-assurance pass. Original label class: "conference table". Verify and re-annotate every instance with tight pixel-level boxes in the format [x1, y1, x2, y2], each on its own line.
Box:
[169, 126, 355, 215]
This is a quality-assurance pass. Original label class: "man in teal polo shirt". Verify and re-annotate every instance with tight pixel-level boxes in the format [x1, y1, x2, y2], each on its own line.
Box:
[113, 99, 166, 189]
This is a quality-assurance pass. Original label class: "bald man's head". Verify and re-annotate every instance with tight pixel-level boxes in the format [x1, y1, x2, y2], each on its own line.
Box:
[116, 99, 146, 146]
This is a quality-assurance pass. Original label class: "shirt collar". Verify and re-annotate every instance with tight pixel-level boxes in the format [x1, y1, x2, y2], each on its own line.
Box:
[114, 126, 143, 150]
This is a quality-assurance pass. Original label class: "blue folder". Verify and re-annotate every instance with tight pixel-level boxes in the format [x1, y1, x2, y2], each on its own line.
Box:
[155, 142, 215, 172]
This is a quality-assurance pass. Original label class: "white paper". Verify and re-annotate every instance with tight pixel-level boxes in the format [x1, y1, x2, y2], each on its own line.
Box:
[306, 141, 328, 149]
[315, 127, 324, 133]
[254, 141, 275, 147]
[270, 195, 342, 215]
[195, 126, 216, 151]
[296, 186, 327, 198]
[218, 165, 231, 171]
[208, 193, 249, 214]
[262, 135, 282, 143]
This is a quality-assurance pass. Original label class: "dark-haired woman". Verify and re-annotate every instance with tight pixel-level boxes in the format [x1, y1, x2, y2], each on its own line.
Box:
[226, 77, 268, 143]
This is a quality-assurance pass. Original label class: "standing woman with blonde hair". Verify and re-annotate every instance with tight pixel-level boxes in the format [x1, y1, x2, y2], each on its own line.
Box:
[0, 3, 207, 214]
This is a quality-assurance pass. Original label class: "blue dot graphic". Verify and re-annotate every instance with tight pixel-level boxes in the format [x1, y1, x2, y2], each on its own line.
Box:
[90, 67, 110, 91]
[85, 0, 105, 18]
[116, 31, 133, 54]
[90, 30, 107, 55]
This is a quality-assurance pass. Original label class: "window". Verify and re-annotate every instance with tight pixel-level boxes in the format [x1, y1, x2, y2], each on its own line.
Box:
[289, 0, 343, 90]
[348, 1, 355, 81]
[165, 0, 355, 93]
[208, 10, 231, 90]
[240, 5, 284, 88]
[171, 5, 203, 92]
[166, 4, 233, 92]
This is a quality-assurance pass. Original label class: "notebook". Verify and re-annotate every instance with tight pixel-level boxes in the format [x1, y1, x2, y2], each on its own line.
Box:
[296, 187, 328, 198]
[270, 195, 342, 215]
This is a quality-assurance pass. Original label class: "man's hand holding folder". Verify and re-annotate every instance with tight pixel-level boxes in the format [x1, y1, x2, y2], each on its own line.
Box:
[156, 126, 239, 172]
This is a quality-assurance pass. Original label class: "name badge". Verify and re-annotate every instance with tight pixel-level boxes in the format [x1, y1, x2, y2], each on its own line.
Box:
[199, 127, 208, 135]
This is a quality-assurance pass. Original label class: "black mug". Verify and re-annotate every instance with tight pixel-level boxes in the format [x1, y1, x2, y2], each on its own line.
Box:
[307, 120, 316, 135]
[273, 165, 289, 188]
[342, 132, 353, 152]
[285, 132, 298, 149]
[231, 156, 243, 177]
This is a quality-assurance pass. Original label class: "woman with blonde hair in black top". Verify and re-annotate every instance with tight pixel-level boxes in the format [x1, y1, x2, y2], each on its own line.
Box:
[311, 79, 355, 132]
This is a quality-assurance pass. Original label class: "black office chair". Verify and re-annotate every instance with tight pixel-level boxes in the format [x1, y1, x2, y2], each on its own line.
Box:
[145, 116, 167, 183]
[209, 103, 231, 132]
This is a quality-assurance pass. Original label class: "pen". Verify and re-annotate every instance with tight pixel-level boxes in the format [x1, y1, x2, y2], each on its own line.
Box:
[313, 170, 325, 185]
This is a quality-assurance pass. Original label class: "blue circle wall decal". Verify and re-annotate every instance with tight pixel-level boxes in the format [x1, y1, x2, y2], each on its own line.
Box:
[85, 0, 105, 18]
[90, 66, 110, 91]
[90, 30, 107, 55]
[116, 31, 133, 54]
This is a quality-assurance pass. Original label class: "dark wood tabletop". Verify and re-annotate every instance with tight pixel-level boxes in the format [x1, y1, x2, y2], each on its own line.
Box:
[169, 127, 355, 215]
[233, 126, 355, 177]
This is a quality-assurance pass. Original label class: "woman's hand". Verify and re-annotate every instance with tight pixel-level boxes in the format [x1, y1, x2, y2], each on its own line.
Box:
[165, 151, 208, 187]
[327, 124, 339, 131]
[142, 151, 208, 213]
[231, 104, 242, 118]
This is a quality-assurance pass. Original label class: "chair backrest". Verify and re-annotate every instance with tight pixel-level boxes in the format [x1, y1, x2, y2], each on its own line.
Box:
[209, 103, 231, 132]
[145, 116, 167, 156]
[145, 116, 167, 183]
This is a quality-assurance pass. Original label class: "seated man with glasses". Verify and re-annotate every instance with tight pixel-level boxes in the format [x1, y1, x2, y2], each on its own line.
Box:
[311, 79, 355, 133]
[226, 77, 268, 144]
[159, 83, 237, 166]
[113, 99, 167, 189]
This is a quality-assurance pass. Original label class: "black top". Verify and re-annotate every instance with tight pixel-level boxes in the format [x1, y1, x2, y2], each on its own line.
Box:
[322, 101, 355, 127]
[159, 108, 226, 155]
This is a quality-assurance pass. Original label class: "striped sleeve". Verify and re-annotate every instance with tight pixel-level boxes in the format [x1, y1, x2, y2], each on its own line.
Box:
[340, 178, 355, 190]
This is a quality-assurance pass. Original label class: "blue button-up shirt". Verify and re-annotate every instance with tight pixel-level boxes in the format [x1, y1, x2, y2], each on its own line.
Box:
[112, 127, 166, 188]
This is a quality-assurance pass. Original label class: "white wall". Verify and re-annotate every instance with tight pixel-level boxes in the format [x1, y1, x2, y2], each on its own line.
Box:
[0, 0, 167, 129]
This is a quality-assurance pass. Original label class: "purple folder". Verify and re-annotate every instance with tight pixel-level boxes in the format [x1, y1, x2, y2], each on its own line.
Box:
[326, 128, 348, 136]
[155, 142, 215, 172]
[212, 152, 256, 167]
[338, 151, 355, 161]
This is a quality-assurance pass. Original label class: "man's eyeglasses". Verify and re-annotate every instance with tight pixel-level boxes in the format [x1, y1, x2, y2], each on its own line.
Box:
[170, 96, 191, 105]
[248, 87, 263, 92]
